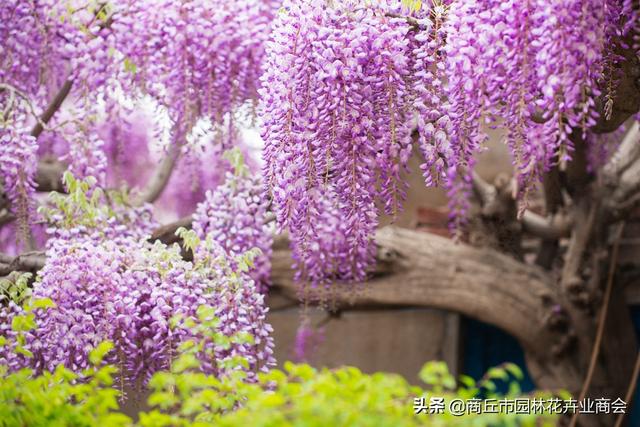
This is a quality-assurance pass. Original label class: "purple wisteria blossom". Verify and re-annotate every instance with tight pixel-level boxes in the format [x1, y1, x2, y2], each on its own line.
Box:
[261, 0, 637, 254]
[193, 163, 273, 293]
[0, 127, 38, 242]
[260, 0, 415, 289]
[1, 229, 275, 390]
[293, 317, 325, 363]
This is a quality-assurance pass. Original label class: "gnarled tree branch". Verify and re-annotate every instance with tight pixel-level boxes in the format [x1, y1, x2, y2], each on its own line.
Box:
[521, 210, 572, 240]
[132, 141, 182, 206]
[271, 226, 560, 354]
[35, 159, 66, 192]
[30, 80, 73, 139]
[471, 170, 571, 239]
[149, 216, 193, 244]
[0, 252, 46, 276]
[602, 120, 640, 185]
[2, 223, 561, 356]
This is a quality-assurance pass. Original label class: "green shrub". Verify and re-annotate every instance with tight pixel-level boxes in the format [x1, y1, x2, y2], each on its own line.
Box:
[0, 300, 559, 427]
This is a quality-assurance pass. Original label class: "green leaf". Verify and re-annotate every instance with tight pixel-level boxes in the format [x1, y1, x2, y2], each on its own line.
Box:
[89, 341, 114, 366]
[148, 372, 177, 391]
[222, 148, 249, 177]
[196, 305, 216, 322]
[62, 170, 76, 191]
[148, 391, 179, 410]
[401, 0, 422, 12]
[169, 313, 184, 329]
[123, 57, 137, 74]
[176, 228, 200, 252]
[458, 374, 476, 388]
[15, 345, 33, 358]
[173, 354, 200, 373]
[504, 363, 524, 381]
[29, 298, 56, 310]
[11, 314, 36, 332]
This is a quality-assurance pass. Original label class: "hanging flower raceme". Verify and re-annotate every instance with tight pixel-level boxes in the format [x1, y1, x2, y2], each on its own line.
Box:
[439, 0, 632, 217]
[193, 150, 273, 293]
[584, 123, 628, 173]
[195, 252, 276, 382]
[98, 109, 155, 190]
[19, 237, 274, 386]
[0, 126, 38, 242]
[94, 0, 278, 209]
[260, 0, 415, 290]
[293, 315, 325, 363]
[157, 121, 240, 218]
[411, 3, 451, 189]
[2, 1, 278, 241]
[0, 176, 275, 390]
[0, 1, 113, 104]
[261, 0, 636, 282]
[107, 0, 278, 132]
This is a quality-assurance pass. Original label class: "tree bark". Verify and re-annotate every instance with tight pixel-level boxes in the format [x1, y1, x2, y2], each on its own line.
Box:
[272, 226, 559, 352]
[270, 226, 638, 427]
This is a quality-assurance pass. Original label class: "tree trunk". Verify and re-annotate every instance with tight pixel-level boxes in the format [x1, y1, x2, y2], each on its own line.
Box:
[270, 226, 638, 427]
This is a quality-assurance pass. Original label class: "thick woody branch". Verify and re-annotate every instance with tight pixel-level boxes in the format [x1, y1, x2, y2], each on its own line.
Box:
[534, 168, 564, 268]
[2, 223, 560, 356]
[603, 123, 640, 219]
[271, 226, 559, 354]
[561, 200, 598, 291]
[384, 13, 422, 30]
[521, 210, 571, 240]
[0, 252, 46, 276]
[603, 120, 640, 184]
[614, 159, 640, 203]
[471, 170, 496, 206]
[35, 159, 66, 192]
[149, 216, 193, 244]
[132, 142, 182, 206]
[148, 212, 276, 245]
[471, 170, 571, 239]
[30, 80, 73, 139]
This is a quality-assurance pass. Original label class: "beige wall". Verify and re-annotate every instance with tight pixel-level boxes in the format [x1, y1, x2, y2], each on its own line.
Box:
[268, 306, 460, 383]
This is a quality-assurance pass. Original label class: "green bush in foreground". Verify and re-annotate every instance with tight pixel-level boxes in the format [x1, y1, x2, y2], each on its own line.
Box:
[0, 300, 560, 427]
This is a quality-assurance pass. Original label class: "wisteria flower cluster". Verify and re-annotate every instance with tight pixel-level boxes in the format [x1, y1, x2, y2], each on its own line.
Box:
[107, 0, 278, 140]
[260, 0, 417, 287]
[293, 316, 325, 363]
[99, 109, 154, 189]
[0, 1, 102, 102]
[439, 0, 632, 216]
[0, 177, 275, 389]
[419, 0, 636, 219]
[1, 0, 278, 252]
[260, 0, 637, 285]
[2, 236, 275, 387]
[193, 150, 274, 293]
[1, 0, 638, 387]
[0, 126, 38, 243]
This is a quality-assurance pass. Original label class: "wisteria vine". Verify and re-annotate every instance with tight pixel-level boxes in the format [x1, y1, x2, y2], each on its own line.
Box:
[1, 0, 638, 392]
[0, 176, 275, 389]
[260, 0, 638, 287]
